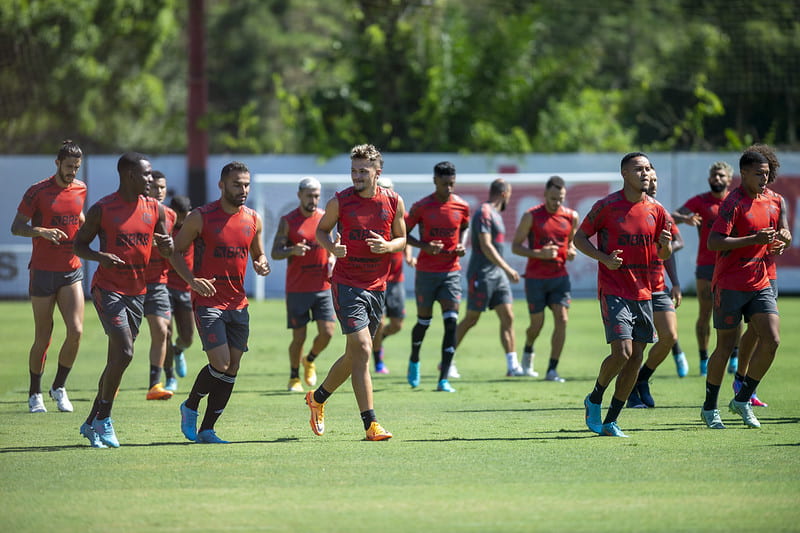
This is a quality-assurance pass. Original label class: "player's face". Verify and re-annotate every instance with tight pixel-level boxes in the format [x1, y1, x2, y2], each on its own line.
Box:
[131, 159, 153, 196]
[622, 156, 652, 194]
[544, 186, 565, 213]
[221, 171, 251, 207]
[434, 174, 456, 200]
[55, 157, 81, 187]
[499, 184, 512, 212]
[351, 159, 380, 195]
[298, 187, 321, 214]
[708, 168, 731, 194]
[647, 173, 658, 197]
[740, 162, 770, 197]
[149, 177, 167, 202]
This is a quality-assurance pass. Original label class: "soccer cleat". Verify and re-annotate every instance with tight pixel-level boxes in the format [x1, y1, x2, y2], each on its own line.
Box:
[195, 429, 230, 444]
[174, 350, 187, 378]
[699, 358, 708, 376]
[545, 369, 565, 383]
[305, 391, 325, 436]
[584, 395, 602, 434]
[287, 377, 304, 393]
[91, 417, 120, 448]
[302, 355, 317, 387]
[520, 352, 538, 377]
[727, 356, 738, 374]
[750, 395, 768, 407]
[375, 361, 390, 374]
[636, 381, 655, 408]
[180, 400, 199, 441]
[407, 361, 421, 388]
[506, 366, 525, 377]
[365, 421, 392, 441]
[700, 408, 726, 429]
[147, 383, 174, 400]
[164, 377, 179, 392]
[600, 421, 629, 437]
[436, 379, 456, 392]
[448, 362, 461, 379]
[79, 422, 108, 448]
[729, 399, 761, 428]
[627, 387, 647, 409]
[49, 387, 74, 412]
[28, 393, 47, 413]
[673, 352, 689, 378]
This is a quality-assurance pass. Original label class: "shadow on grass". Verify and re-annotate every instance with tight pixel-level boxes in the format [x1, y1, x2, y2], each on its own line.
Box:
[0, 436, 300, 454]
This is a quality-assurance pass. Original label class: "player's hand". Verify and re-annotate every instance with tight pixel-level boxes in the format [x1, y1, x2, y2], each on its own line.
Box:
[754, 227, 776, 245]
[566, 244, 577, 261]
[39, 227, 68, 244]
[603, 249, 623, 270]
[292, 239, 311, 256]
[366, 230, 390, 254]
[190, 277, 216, 297]
[332, 233, 347, 258]
[768, 239, 786, 256]
[687, 214, 702, 226]
[539, 241, 559, 260]
[253, 256, 270, 276]
[425, 240, 445, 255]
[777, 228, 792, 245]
[405, 255, 417, 267]
[453, 243, 466, 257]
[670, 285, 682, 308]
[98, 252, 125, 268]
[154, 232, 173, 249]
[658, 222, 672, 248]
[506, 267, 520, 283]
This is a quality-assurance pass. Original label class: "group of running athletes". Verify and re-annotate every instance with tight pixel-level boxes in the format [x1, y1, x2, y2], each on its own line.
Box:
[13, 140, 788, 444]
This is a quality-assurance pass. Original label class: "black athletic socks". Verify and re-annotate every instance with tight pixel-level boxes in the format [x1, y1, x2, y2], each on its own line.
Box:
[29, 371, 43, 396]
[186, 364, 215, 411]
[548, 358, 558, 372]
[699, 349, 708, 361]
[703, 382, 720, 411]
[290, 367, 299, 379]
[410, 319, 431, 363]
[637, 365, 655, 383]
[199, 371, 235, 432]
[51, 364, 71, 391]
[603, 397, 625, 425]
[735, 376, 761, 403]
[306, 351, 317, 363]
[149, 365, 162, 388]
[671, 341, 683, 355]
[360, 409, 377, 430]
[314, 386, 332, 405]
[589, 380, 607, 405]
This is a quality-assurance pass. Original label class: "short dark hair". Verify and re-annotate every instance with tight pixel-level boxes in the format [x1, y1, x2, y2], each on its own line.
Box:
[745, 144, 779, 183]
[350, 144, 384, 169]
[434, 161, 456, 178]
[621, 152, 649, 170]
[739, 150, 769, 171]
[169, 195, 192, 214]
[545, 176, 565, 190]
[57, 140, 82, 161]
[152, 170, 166, 182]
[489, 178, 508, 196]
[117, 152, 148, 175]
[221, 161, 250, 180]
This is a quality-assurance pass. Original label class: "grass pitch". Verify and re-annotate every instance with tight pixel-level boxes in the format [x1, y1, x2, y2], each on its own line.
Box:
[1, 297, 798, 532]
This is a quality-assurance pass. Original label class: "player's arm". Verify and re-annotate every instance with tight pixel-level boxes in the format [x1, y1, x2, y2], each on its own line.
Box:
[270, 216, 307, 260]
[566, 211, 579, 261]
[511, 212, 534, 258]
[367, 196, 407, 254]
[316, 197, 346, 258]
[707, 228, 775, 251]
[153, 203, 174, 258]
[477, 231, 519, 282]
[664, 255, 682, 307]
[250, 213, 271, 276]
[573, 228, 622, 270]
[777, 196, 792, 245]
[73, 204, 125, 267]
[170, 210, 215, 297]
[672, 206, 701, 226]
[453, 219, 469, 257]
[11, 212, 68, 243]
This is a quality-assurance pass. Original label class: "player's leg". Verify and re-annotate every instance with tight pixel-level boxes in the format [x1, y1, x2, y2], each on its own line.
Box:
[601, 340, 644, 437]
[436, 301, 459, 391]
[170, 290, 194, 378]
[195, 341, 237, 443]
[544, 303, 569, 382]
[633, 303, 677, 407]
[28, 293, 57, 412]
[696, 277, 713, 374]
[494, 302, 520, 375]
[145, 313, 172, 399]
[287, 325, 307, 391]
[521, 278, 545, 377]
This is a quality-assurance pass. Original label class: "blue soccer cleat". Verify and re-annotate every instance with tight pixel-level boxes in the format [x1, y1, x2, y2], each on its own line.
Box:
[165, 377, 179, 392]
[407, 361, 421, 388]
[600, 421, 629, 437]
[195, 429, 230, 444]
[180, 400, 199, 441]
[584, 395, 602, 434]
[727, 356, 738, 374]
[436, 379, 456, 392]
[174, 350, 187, 378]
[699, 358, 708, 376]
[673, 352, 689, 378]
[80, 422, 108, 448]
[91, 417, 120, 448]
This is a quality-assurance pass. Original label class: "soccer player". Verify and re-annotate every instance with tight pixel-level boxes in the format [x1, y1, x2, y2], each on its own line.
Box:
[726, 144, 791, 410]
[626, 170, 685, 408]
[371, 176, 409, 375]
[511, 175, 578, 382]
[455, 178, 522, 377]
[672, 162, 740, 376]
[11, 140, 87, 413]
[575, 152, 673, 437]
[173, 161, 270, 444]
[74, 152, 174, 448]
[271, 176, 335, 393]
[164, 195, 194, 391]
[405, 162, 470, 392]
[700, 150, 784, 430]
[305, 144, 406, 441]
[141, 170, 176, 401]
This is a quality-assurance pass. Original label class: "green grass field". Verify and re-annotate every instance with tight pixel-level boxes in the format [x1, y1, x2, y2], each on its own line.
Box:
[1, 297, 798, 532]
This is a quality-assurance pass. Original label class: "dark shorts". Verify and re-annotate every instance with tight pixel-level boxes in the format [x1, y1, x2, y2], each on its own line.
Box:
[525, 276, 571, 314]
[286, 290, 335, 329]
[600, 294, 656, 344]
[770, 278, 778, 299]
[414, 270, 461, 310]
[194, 305, 250, 352]
[651, 291, 675, 313]
[168, 287, 193, 312]
[695, 264, 715, 282]
[29, 268, 83, 298]
[713, 287, 778, 330]
[332, 283, 385, 337]
[384, 281, 406, 319]
[467, 270, 512, 312]
[144, 283, 172, 319]
[92, 287, 145, 341]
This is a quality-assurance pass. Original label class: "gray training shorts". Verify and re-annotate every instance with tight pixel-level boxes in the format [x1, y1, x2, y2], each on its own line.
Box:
[194, 305, 250, 352]
[29, 268, 83, 298]
[286, 290, 335, 329]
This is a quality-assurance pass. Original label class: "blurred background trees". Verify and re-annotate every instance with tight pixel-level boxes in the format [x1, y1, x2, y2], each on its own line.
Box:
[1, 0, 797, 154]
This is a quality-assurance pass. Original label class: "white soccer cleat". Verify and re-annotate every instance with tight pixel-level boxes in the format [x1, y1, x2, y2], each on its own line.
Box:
[28, 393, 47, 413]
[49, 387, 74, 412]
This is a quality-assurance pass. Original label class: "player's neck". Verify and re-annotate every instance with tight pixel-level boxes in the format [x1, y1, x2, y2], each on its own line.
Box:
[220, 198, 242, 214]
[622, 186, 646, 203]
[711, 189, 728, 199]
[434, 191, 450, 203]
[117, 185, 141, 202]
[299, 206, 315, 217]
